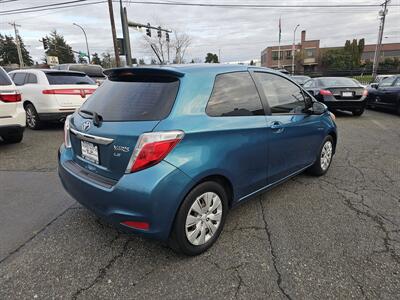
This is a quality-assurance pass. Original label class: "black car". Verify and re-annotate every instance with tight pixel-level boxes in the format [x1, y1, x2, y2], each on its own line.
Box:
[291, 75, 311, 86]
[366, 75, 400, 114]
[303, 77, 367, 116]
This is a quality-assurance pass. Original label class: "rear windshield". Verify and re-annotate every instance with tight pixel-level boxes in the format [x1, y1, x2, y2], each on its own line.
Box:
[45, 72, 95, 85]
[318, 77, 360, 87]
[80, 76, 180, 121]
[0, 68, 12, 86]
[68, 65, 105, 77]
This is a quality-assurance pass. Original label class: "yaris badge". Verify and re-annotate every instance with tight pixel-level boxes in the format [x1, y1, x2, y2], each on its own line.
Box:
[82, 121, 91, 131]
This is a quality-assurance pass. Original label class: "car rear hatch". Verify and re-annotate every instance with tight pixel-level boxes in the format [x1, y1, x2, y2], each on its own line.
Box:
[325, 86, 364, 100]
[0, 69, 19, 118]
[44, 71, 97, 107]
[67, 68, 183, 181]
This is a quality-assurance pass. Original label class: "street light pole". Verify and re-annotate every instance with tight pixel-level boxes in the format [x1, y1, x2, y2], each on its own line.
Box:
[73, 22, 91, 63]
[292, 24, 300, 76]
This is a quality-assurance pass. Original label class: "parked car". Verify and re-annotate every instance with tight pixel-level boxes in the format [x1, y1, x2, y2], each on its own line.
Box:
[276, 68, 290, 75]
[303, 77, 367, 116]
[366, 75, 400, 114]
[8, 69, 97, 129]
[0, 67, 25, 143]
[53, 64, 106, 85]
[291, 75, 311, 86]
[58, 65, 337, 255]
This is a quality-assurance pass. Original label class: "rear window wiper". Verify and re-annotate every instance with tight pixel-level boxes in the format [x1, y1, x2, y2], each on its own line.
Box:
[79, 109, 103, 127]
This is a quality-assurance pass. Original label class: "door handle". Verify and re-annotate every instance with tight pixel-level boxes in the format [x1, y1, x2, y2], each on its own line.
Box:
[270, 121, 284, 133]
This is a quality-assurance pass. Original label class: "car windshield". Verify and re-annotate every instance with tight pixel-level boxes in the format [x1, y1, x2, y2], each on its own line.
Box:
[318, 77, 360, 87]
[45, 72, 95, 85]
[80, 75, 180, 121]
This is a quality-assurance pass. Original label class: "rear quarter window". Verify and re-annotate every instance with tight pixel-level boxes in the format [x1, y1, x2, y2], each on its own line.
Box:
[206, 72, 264, 117]
[45, 72, 95, 85]
[80, 76, 180, 121]
[0, 68, 12, 86]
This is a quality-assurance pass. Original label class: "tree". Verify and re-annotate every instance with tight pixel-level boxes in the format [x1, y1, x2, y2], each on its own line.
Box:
[142, 25, 191, 64]
[250, 60, 255, 66]
[0, 34, 33, 66]
[91, 53, 101, 65]
[205, 53, 219, 63]
[44, 30, 75, 64]
[321, 38, 365, 70]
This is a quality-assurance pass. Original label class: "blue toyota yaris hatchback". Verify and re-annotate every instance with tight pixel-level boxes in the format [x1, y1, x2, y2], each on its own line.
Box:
[59, 65, 337, 255]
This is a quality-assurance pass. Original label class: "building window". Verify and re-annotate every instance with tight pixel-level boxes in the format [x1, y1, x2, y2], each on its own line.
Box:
[272, 51, 283, 61]
[285, 50, 291, 59]
[305, 48, 316, 58]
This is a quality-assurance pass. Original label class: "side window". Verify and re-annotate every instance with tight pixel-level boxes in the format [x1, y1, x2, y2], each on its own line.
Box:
[26, 74, 38, 84]
[303, 79, 313, 88]
[394, 78, 400, 87]
[255, 72, 306, 114]
[206, 72, 264, 117]
[13, 73, 27, 86]
[379, 76, 396, 87]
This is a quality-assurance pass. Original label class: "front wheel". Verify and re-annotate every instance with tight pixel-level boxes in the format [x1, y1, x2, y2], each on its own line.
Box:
[2, 132, 23, 143]
[169, 181, 228, 256]
[307, 136, 334, 176]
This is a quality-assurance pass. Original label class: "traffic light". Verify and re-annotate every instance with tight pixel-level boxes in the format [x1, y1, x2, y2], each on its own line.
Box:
[146, 23, 151, 37]
[42, 38, 48, 50]
[166, 32, 170, 43]
[157, 26, 162, 38]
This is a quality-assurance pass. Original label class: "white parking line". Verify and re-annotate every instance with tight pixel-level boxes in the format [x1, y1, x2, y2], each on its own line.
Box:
[371, 119, 388, 130]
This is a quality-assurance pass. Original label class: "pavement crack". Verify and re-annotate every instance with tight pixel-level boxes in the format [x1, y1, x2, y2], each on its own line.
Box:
[259, 197, 292, 300]
[71, 237, 130, 300]
[0, 203, 75, 265]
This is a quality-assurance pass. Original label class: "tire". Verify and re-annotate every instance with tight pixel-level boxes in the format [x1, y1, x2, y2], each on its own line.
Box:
[397, 103, 400, 116]
[2, 132, 23, 144]
[352, 108, 364, 116]
[169, 181, 229, 256]
[307, 136, 334, 176]
[25, 103, 42, 130]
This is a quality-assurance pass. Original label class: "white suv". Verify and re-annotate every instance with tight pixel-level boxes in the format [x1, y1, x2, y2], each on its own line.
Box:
[0, 67, 25, 143]
[9, 69, 97, 129]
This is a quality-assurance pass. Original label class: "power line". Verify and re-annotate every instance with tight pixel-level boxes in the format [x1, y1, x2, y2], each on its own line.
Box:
[1, 0, 400, 17]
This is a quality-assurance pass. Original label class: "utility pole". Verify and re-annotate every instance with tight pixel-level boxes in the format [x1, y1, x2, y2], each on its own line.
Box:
[9, 22, 24, 68]
[372, 0, 390, 80]
[120, 0, 132, 66]
[107, 0, 120, 67]
[292, 24, 300, 76]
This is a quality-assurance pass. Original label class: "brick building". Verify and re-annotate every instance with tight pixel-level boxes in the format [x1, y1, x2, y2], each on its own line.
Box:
[261, 30, 400, 73]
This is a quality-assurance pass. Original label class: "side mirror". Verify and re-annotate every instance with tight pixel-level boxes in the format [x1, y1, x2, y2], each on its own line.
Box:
[311, 102, 327, 115]
[370, 83, 379, 89]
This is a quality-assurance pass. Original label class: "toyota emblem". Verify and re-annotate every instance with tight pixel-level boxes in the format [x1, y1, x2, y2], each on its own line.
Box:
[82, 121, 91, 131]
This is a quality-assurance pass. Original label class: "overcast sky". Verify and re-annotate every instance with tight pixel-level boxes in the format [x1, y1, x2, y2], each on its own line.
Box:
[0, 0, 399, 64]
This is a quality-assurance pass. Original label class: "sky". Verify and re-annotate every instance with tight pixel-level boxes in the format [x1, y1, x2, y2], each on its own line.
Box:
[0, 0, 399, 64]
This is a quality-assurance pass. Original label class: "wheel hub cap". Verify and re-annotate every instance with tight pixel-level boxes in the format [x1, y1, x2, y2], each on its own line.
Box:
[185, 192, 222, 246]
[320, 141, 333, 171]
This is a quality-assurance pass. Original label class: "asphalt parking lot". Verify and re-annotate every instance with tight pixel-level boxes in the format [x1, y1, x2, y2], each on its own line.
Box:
[0, 109, 399, 299]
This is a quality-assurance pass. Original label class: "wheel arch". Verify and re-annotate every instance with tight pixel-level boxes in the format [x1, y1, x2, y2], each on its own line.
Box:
[327, 130, 337, 154]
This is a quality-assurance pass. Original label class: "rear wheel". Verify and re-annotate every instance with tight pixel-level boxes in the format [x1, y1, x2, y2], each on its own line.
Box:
[307, 136, 334, 176]
[2, 132, 23, 143]
[169, 181, 228, 256]
[352, 108, 364, 116]
[25, 103, 41, 130]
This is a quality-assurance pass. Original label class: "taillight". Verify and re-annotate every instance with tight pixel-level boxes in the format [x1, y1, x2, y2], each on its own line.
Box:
[0, 92, 21, 102]
[126, 131, 184, 173]
[64, 115, 72, 148]
[319, 89, 332, 96]
[42, 89, 96, 97]
[362, 89, 368, 97]
[121, 221, 150, 230]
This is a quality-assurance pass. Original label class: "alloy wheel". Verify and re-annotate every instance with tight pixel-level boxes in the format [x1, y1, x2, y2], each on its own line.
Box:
[185, 192, 222, 246]
[26, 107, 36, 128]
[320, 141, 333, 171]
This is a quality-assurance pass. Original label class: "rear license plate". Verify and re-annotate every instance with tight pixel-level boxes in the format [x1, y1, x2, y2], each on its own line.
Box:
[342, 91, 353, 97]
[81, 141, 99, 164]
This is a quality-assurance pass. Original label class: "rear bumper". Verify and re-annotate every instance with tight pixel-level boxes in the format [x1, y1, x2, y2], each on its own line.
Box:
[39, 111, 75, 121]
[58, 146, 193, 241]
[0, 124, 24, 136]
[323, 99, 367, 111]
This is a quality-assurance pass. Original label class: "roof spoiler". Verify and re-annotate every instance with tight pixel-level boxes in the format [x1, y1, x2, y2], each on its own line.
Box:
[103, 67, 185, 78]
